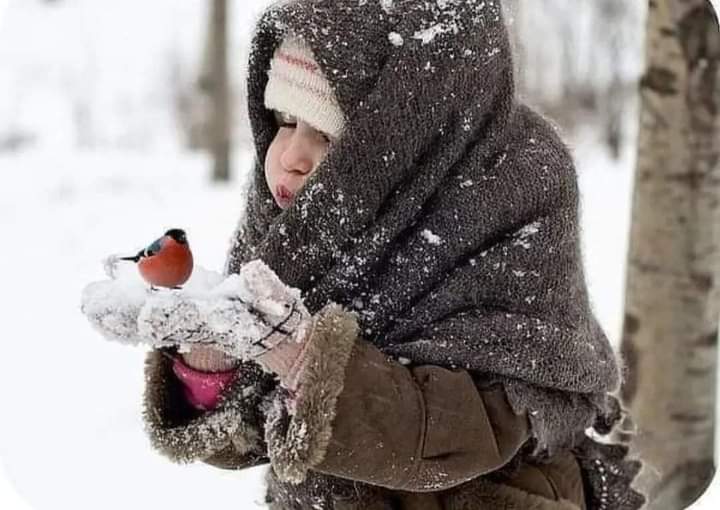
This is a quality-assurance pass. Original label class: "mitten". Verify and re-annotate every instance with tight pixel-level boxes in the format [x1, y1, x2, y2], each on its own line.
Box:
[181, 345, 240, 372]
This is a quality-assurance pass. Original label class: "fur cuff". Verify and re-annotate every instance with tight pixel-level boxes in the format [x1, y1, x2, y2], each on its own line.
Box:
[264, 303, 359, 484]
[142, 349, 269, 464]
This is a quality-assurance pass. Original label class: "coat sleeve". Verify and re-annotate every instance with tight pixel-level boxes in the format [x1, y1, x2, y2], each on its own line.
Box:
[142, 348, 276, 470]
[264, 304, 531, 491]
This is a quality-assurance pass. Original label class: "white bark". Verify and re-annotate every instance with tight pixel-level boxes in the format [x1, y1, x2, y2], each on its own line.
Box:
[620, 1, 720, 508]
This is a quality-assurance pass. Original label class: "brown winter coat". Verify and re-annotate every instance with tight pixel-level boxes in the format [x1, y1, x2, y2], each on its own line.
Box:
[144, 304, 586, 509]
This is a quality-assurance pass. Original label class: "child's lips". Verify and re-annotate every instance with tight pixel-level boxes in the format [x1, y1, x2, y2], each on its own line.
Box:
[276, 184, 294, 207]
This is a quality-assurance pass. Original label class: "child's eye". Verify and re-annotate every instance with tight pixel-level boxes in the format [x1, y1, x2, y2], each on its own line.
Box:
[274, 110, 297, 128]
[315, 129, 334, 144]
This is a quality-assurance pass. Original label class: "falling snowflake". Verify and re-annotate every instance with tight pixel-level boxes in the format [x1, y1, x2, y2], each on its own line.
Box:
[388, 32, 404, 46]
[513, 221, 541, 249]
[380, 0, 395, 14]
[421, 229, 442, 245]
[412, 20, 459, 45]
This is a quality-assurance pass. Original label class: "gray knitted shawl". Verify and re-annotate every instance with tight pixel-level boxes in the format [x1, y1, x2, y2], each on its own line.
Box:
[226, 1, 645, 508]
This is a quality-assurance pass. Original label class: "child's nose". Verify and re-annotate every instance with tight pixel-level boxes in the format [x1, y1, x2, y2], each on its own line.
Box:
[280, 133, 314, 174]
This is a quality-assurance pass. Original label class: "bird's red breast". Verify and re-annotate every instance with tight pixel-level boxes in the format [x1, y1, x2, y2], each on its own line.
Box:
[138, 237, 194, 288]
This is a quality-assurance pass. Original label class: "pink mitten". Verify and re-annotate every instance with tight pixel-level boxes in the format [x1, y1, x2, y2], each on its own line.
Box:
[255, 316, 316, 391]
[238, 260, 316, 390]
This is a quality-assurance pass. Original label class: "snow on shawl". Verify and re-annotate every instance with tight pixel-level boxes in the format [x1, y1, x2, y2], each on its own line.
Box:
[226, 0, 645, 508]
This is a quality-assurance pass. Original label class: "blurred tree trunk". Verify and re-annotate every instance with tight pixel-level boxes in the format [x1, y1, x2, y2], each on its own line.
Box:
[620, 1, 720, 508]
[507, 0, 644, 155]
[504, 0, 526, 94]
[204, 0, 231, 182]
[599, 0, 627, 159]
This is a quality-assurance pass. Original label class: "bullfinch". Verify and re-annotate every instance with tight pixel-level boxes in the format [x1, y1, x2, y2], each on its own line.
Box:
[120, 228, 194, 289]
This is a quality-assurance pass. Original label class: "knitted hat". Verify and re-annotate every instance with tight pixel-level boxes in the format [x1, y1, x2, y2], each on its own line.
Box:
[264, 36, 345, 139]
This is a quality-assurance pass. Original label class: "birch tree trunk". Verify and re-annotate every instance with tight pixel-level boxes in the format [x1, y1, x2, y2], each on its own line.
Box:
[620, 1, 720, 508]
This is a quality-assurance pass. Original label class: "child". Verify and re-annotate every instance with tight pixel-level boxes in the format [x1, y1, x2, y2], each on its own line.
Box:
[141, 1, 646, 509]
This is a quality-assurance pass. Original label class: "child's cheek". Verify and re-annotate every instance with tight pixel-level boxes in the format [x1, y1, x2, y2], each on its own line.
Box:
[264, 138, 282, 189]
[263, 152, 274, 190]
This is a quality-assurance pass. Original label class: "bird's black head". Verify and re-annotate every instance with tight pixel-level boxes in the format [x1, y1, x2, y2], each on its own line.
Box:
[165, 228, 188, 244]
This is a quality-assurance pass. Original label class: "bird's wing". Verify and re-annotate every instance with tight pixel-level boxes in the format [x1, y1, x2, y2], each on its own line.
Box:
[144, 237, 164, 257]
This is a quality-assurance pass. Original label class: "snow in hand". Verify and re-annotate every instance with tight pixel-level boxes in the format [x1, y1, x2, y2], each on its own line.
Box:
[81, 257, 310, 359]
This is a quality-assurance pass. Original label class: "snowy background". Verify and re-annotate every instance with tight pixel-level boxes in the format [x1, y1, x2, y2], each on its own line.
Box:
[0, 0, 718, 508]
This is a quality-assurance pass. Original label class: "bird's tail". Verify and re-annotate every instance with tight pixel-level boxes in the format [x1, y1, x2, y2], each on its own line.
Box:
[118, 251, 143, 263]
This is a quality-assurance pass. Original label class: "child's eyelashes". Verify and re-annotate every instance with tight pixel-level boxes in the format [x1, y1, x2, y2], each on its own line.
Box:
[274, 110, 297, 128]
[273, 109, 334, 143]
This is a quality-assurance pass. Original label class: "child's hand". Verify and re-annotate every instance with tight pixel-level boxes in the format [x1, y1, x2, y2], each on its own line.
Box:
[82, 258, 312, 372]
[138, 259, 313, 363]
[230, 259, 313, 357]
[81, 276, 149, 346]
[180, 345, 240, 372]
[230, 260, 315, 387]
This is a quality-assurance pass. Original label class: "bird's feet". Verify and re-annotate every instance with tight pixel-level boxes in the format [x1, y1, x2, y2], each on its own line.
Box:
[145, 285, 182, 292]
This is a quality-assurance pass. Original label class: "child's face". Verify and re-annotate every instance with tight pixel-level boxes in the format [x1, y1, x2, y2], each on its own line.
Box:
[264, 110, 334, 209]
